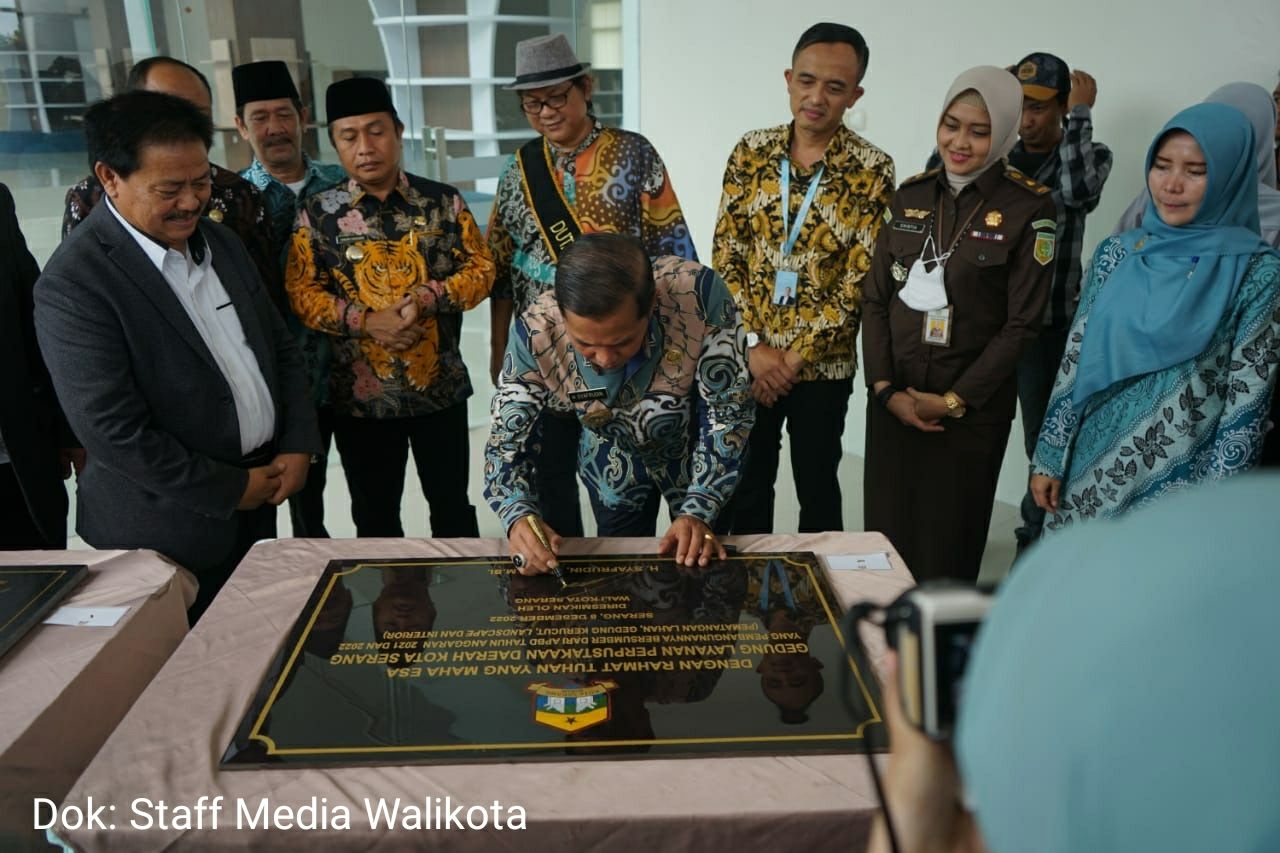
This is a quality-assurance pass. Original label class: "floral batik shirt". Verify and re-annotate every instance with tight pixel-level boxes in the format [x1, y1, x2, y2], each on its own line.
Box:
[243, 155, 347, 407]
[713, 123, 895, 381]
[487, 122, 698, 316]
[286, 172, 495, 418]
[484, 256, 755, 531]
[1033, 239, 1280, 529]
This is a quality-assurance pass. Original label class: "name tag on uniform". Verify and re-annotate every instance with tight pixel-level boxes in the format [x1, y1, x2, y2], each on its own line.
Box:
[892, 220, 926, 234]
[772, 269, 799, 307]
[569, 388, 608, 403]
[923, 305, 953, 347]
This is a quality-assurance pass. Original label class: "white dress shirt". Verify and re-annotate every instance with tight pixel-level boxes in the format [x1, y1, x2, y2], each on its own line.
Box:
[107, 201, 276, 454]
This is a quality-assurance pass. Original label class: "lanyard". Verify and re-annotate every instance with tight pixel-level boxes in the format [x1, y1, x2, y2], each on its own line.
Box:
[758, 560, 796, 613]
[780, 158, 825, 257]
[932, 190, 985, 264]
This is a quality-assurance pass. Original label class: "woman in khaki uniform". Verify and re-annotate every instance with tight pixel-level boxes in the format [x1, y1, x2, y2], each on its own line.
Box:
[862, 66, 1055, 582]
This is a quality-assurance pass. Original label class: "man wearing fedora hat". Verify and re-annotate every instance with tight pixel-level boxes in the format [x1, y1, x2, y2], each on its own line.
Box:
[488, 32, 697, 539]
[233, 59, 346, 539]
[286, 77, 495, 540]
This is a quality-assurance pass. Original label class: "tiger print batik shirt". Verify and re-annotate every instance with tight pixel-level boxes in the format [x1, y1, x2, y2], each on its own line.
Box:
[286, 172, 495, 418]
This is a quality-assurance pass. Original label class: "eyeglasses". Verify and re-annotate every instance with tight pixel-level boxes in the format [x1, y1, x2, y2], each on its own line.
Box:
[519, 84, 575, 115]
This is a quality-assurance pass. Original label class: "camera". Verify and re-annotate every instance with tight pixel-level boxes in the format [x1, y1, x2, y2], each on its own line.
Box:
[885, 583, 992, 740]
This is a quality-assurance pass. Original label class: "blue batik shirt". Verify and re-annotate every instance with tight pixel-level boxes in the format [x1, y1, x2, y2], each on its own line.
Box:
[484, 256, 755, 531]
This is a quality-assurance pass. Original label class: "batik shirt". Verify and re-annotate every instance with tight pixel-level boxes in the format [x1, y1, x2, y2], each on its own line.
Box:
[62, 165, 277, 304]
[713, 124, 895, 381]
[1033, 239, 1280, 529]
[286, 172, 495, 418]
[487, 122, 697, 316]
[485, 256, 754, 530]
[243, 155, 346, 406]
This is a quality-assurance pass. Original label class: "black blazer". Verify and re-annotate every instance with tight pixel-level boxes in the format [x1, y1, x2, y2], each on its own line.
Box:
[34, 201, 321, 572]
[0, 183, 73, 545]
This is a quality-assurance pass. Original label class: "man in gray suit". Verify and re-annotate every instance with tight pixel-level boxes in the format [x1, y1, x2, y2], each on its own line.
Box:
[35, 91, 321, 620]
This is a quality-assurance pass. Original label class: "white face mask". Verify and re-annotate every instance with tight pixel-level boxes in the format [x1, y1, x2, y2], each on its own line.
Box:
[897, 233, 950, 311]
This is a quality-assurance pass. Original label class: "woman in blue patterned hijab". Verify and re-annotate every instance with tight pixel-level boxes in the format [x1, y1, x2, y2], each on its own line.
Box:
[1029, 103, 1280, 530]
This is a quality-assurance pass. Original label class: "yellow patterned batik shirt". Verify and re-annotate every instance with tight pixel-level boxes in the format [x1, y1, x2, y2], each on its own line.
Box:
[712, 124, 894, 381]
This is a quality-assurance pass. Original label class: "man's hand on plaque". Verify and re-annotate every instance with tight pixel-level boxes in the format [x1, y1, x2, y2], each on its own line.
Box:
[508, 514, 562, 576]
[659, 515, 726, 569]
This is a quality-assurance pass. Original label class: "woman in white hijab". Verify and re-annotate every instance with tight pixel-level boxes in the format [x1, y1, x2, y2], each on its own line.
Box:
[862, 66, 1058, 583]
[1114, 82, 1280, 247]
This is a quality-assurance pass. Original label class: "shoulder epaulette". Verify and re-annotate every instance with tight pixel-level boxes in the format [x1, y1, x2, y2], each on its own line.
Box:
[901, 167, 941, 187]
[1004, 166, 1051, 195]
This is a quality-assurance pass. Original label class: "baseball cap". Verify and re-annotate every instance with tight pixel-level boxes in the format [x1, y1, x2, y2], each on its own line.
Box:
[1013, 52, 1070, 101]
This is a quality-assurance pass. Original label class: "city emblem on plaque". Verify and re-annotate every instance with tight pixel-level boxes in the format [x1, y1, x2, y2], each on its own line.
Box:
[527, 681, 619, 733]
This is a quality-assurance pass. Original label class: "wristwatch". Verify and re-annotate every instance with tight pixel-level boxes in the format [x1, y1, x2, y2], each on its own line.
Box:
[943, 391, 967, 418]
[745, 332, 761, 349]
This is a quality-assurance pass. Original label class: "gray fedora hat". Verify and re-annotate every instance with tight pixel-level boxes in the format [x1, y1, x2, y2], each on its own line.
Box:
[504, 33, 591, 91]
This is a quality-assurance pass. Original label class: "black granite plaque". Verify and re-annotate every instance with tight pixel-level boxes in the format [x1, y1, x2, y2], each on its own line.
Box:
[221, 553, 884, 767]
[0, 564, 89, 659]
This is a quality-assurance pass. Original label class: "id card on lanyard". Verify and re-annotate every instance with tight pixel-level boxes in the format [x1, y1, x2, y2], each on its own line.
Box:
[773, 158, 824, 308]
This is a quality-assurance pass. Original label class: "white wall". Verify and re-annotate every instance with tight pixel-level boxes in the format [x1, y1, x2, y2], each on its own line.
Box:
[635, 0, 1280, 503]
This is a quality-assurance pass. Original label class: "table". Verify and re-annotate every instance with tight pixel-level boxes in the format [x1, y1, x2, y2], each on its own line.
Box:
[0, 550, 194, 850]
[58, 534, 913, 851]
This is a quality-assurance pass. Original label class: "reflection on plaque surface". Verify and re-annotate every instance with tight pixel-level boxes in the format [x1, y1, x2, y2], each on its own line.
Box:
[221, 553, 884, 767]
[0, 564, 88, 659]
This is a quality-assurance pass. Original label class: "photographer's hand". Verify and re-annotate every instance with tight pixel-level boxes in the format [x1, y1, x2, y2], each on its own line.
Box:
[869, 651, 984, 853]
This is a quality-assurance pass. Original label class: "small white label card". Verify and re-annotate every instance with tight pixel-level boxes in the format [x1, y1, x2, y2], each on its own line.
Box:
[825, 552, 893, 572]
[43, 606, 129, 627]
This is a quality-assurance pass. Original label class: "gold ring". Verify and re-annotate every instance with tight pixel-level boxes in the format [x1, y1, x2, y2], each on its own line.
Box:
[703, 533, 715, 541]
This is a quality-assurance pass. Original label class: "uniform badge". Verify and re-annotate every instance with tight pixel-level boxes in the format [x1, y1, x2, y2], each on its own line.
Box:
[892, 220, 926, 234]
[345, 243, 366, 263]
[922, 305, 954, 347]
[891, 260, 909, 282]
[984, 210, 1003, 228]
[568, 388, 608, 403]
[903, 208, 930, 219]
[1017, 61, 1037, 81]
[1033, 232, 1056, 266]
[967, 230, 1006, 242]
[206, 209, 224, 224]
[1031, 219, 1056, 231]
[583, 407, 613, 429]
